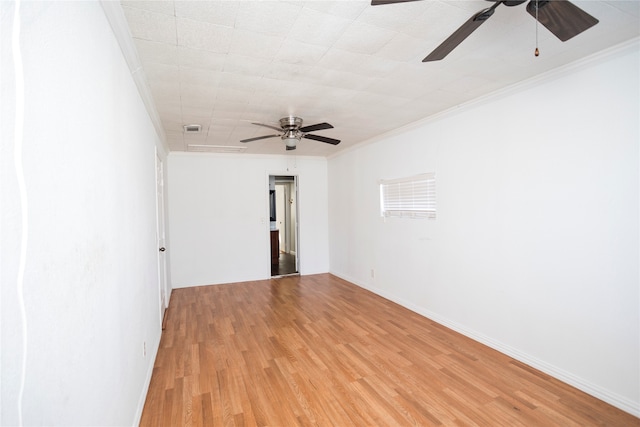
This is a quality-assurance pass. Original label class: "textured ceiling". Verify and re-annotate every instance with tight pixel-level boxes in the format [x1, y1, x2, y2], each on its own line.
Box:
[120, 0, 640, 156]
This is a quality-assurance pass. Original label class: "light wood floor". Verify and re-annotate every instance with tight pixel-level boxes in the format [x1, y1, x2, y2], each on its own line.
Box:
[140, 274, 638, 426]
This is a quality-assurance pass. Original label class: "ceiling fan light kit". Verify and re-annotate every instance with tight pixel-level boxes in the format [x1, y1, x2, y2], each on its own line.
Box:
[240, 116, 341, 151]
[373, 0, 599, 62]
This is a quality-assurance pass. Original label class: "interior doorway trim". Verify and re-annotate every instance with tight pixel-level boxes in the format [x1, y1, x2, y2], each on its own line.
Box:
[268, 174, 300, 277]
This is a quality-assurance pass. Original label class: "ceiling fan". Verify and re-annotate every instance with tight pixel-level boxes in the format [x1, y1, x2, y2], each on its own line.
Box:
[240, 117, 341, 151]
[372, 0, 599, 61]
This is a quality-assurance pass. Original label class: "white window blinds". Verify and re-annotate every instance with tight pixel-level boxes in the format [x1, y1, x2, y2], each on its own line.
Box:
[380, 173, 436, 219]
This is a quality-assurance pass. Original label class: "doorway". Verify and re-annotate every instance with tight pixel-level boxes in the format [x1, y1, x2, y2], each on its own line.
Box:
[269, 175, 299, 276]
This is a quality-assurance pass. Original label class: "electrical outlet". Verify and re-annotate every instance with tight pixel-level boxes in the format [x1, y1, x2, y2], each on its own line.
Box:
[143, 341, 146, 358]
[371, 269, 375, 278]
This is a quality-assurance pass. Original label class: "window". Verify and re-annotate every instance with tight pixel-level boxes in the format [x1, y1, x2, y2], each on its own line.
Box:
[380, 173, 436, 219]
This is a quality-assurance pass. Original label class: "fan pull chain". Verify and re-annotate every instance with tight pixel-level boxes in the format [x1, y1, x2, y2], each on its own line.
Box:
[534, 0, 540, 56]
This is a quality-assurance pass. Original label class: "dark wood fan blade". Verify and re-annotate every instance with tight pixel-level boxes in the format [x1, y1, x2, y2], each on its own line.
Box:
[303, 134, 341, 145]
[372, 0, 423, 5]
[423, 6, 497, 62]
[299, 122, 334, 133]
[251, 122, 282, 132]
[526, 0, 598, 42]
[240, 134, 280, 143]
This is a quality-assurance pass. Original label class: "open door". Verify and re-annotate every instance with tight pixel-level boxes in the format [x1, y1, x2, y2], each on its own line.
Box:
[269, 175, 299, 276]
[155, 151, 169, 328]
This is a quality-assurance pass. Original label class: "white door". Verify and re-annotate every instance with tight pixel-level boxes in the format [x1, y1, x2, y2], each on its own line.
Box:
[155, 152, 168, 325]
[292, 176, 299, 272]
[276, 182, 297, 257]
[275, 184, 286, 250]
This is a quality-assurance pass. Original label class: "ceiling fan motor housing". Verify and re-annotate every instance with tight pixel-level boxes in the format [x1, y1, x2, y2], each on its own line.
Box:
[280, 117, 304, 143]
[280, 116, 303, 130]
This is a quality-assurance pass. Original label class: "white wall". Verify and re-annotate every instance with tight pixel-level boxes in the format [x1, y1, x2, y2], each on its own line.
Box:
[167, 153, 329, 287]
[1, 2, 164, 425]
[328, 42, 639, 415]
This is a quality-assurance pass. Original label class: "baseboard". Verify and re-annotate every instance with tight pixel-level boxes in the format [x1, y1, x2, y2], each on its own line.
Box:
[329, 271, 640, 418]
[132, 335, 159, 426]
[132, 293, 175, 425]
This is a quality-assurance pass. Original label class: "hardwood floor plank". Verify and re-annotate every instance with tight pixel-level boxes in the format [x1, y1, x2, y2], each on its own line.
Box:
[393, 386, 446, 426]
[201, 392, 214, 426]
[170, 377, 184, 426]
[161, 387, 173, 425]
[140, 274, 638, 426]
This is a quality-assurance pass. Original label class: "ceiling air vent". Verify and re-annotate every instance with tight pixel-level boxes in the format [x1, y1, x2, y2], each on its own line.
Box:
[183, 124, 202, 133]
[187, 144, 247, 153]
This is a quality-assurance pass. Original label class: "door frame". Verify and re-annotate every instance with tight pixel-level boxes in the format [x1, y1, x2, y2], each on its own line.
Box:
[268, 173, 300, 276]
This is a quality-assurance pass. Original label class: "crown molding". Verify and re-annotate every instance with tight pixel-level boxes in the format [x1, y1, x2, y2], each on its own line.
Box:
[329, 37, 640, 161]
